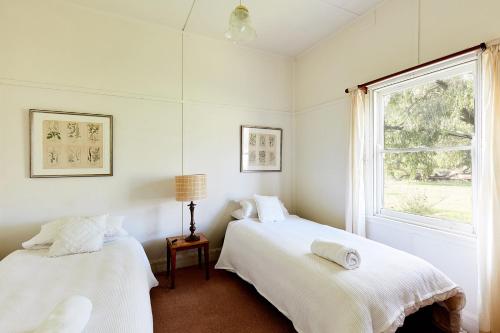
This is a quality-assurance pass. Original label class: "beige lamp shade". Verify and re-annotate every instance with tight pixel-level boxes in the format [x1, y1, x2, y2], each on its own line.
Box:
[175, 174, 207, 202]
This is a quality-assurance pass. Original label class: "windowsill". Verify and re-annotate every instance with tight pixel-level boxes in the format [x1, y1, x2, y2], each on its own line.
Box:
[366, 215, 477, 244]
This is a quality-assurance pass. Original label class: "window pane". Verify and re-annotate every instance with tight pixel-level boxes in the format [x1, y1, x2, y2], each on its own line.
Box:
[384, 72, 475, 149]
[383, 150, 472, 223]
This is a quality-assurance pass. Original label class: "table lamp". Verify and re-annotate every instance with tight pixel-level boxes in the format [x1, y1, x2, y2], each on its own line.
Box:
[175, 174, 207, 242]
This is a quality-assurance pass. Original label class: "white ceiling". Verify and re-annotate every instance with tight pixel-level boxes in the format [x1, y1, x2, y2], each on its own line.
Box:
[63, 0, 382, 56]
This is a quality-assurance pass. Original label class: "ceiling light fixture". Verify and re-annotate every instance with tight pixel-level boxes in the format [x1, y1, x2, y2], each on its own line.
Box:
[224, 1, 256, 43]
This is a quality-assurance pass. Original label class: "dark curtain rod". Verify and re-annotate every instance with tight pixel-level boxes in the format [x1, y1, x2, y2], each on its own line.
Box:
[345, 42, 486, 94]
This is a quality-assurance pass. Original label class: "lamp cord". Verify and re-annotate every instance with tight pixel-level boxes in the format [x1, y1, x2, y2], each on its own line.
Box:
[181, 31, 184, 238]
[180, 0, 196, 238]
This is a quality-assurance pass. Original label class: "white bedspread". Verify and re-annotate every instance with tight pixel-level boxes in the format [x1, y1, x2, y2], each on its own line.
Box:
[215, 216, 465, 333]
[0, 237, 158, 333]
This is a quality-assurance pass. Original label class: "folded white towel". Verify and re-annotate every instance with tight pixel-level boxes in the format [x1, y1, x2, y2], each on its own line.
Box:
[311, 238, 361, 270]
[34, 295, 92, 333]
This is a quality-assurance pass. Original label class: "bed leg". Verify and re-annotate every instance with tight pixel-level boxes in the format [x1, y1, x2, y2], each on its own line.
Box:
[166, 247, 171, 277]
[204, 244, 209, 280]
[170, 249, 177, 289]
[198, 248, 202, 268]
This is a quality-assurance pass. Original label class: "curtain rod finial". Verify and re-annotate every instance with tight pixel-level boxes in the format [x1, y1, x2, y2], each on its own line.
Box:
[345, 87, 367, 94]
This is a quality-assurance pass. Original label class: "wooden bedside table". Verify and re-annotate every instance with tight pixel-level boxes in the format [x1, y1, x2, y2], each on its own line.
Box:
[166, 233, 209, 289]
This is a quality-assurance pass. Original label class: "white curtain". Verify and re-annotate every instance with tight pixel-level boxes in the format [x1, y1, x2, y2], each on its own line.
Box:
[478, 44, 500, 333]
[346, 89, 367, 237]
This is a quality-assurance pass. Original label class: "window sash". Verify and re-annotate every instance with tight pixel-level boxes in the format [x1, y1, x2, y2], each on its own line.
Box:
[380, 145, 472, 154]
[369, 55, 479, 235]
[377, 209, 474, 234]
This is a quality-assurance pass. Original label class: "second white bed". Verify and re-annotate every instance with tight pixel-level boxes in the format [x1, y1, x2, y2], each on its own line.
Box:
[0, 237, 158, 333]
[216, 215, 465, 333]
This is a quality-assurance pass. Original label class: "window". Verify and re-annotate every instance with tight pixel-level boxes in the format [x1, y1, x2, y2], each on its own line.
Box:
[370, 56, 480, 234]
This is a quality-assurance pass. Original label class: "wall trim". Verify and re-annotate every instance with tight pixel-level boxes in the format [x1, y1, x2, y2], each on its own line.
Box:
[0, 76, 180, 103]
[0, 76, 181, 104]
[150, 247, 221, 273]
[183, 99, 293, 115]
[0, 77, 293, 115]
[295, 95, 350, 115]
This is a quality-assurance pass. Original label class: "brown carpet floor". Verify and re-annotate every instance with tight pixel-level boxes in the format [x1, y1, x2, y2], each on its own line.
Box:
[151, 265, 444, 333]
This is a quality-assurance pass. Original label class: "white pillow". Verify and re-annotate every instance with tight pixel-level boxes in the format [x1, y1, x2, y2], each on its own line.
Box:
[22, 214, 126, 249]
[48, 216, 106, 257]
[239, 199, 258, 218]
[232, 198, 289, 220]
[22, 218, 70, 249]
[231, 209, 247, 220]
[253, 195, 285, 223]
[105, 216, 128, 238]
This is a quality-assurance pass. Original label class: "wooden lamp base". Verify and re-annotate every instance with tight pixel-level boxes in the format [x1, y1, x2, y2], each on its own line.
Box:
[184, 233, 200, 242]
[184, 201, 200, 243]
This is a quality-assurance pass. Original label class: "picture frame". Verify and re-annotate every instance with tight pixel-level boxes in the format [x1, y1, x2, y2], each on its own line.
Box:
[30, 109, 113, 178]
[240, 125, 282, 172]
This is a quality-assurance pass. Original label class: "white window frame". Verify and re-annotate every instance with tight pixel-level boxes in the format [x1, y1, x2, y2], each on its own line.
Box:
[366, 53, 482, 236]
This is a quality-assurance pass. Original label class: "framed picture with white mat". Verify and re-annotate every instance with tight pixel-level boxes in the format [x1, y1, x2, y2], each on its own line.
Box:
[240, 125, 282, 172]
[30, 109, 113, 178]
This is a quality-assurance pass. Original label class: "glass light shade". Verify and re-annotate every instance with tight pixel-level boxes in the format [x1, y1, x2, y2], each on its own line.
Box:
[224, 5, 256, 43]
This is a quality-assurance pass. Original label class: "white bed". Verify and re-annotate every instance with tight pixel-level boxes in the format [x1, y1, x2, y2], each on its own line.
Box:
[216, 215, 465, 333]
[0, 236, 158, 333]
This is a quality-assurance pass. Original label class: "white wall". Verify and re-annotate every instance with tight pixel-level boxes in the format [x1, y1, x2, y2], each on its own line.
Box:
[294, 98, 349, 228]
[0, 0, 293, 267]
[294, 0, 500, 330]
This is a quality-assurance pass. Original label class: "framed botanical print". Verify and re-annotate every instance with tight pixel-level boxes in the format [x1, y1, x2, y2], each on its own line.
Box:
[240, 125, 282, 172]
[30, 109, 113, 178]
